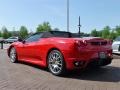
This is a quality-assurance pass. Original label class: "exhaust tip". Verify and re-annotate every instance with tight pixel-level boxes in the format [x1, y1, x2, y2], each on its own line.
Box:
[74, 61, 86, 67]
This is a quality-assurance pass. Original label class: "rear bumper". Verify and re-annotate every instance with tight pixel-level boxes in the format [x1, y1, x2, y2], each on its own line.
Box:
[87, 57, 113, 67]
[62, 48, 113, 70]
[65, 57, 113, 70]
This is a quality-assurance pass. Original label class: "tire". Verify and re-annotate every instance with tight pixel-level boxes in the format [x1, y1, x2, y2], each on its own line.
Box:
[47, 50, 66, 76]
[9, 47, 18, 63]
[118, 45, 120, 51]
[4, 41, 8, 44]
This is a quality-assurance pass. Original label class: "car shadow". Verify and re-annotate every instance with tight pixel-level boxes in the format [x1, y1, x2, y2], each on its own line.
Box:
[113, 54, 120, 59]
[17, 61, 120, 83]
[113, 53, 120, 56]
[65, 66, 120, 83]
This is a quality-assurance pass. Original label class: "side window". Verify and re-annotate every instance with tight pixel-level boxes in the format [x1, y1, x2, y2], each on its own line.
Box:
[25, 33, 43, 43]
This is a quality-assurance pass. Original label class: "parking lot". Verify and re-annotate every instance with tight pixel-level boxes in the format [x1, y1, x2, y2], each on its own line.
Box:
[0, 44, 120, 90]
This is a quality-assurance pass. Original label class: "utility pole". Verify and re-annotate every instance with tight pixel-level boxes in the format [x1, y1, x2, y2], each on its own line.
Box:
[78, 16, 81, 36]
[67, 0, 69, 32]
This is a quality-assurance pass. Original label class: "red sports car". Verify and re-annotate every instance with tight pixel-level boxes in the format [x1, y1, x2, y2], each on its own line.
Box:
[8, 31, 113, 76]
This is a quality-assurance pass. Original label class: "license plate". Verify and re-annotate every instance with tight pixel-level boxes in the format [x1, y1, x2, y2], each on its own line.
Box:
[99, 52, 106, 59]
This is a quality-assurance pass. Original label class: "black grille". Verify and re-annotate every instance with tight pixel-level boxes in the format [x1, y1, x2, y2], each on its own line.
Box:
[91, 41, 107, 46]
[101, 42, 107, 45]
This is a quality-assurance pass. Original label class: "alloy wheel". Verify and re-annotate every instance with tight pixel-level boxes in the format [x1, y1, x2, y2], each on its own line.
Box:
[10, 48, 17, 63]
[48, 50, 65, 76]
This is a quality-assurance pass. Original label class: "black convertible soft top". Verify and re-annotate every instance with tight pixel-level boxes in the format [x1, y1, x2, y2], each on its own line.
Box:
[31, 31, 82, 38]
[42, 31, 72, 38]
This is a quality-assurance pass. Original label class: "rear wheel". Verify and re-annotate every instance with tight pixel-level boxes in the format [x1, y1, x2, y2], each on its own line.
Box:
[47, 50, 66, 76]
[9, 47, 18, 63]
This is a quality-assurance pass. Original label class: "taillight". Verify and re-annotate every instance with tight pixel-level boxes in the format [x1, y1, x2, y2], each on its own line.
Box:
[75, 40, 87, 47]
[107, 50, 113, 57]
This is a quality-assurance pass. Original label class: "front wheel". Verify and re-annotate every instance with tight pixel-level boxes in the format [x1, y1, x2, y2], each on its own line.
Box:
[9, 47, 18, 63]
[47, 50, 66, 76]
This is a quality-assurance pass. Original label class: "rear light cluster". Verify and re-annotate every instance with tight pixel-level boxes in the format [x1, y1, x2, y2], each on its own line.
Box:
[75, 40, 87, 47]
[107, 50, 113, 57]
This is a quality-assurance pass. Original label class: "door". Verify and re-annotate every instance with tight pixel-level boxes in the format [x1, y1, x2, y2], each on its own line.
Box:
[19, 33, 43, 60]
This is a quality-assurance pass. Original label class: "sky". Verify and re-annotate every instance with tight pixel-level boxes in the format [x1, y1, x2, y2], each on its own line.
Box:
[0, 0, 120, 33]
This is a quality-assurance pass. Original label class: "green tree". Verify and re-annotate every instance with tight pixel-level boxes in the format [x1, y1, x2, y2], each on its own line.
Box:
[91, 29, 98, 37]
[1, 26, 9, 39]
[19, 26, 28, 39]
[101, 26, 111, 39]
[8, 32, 12, 37]
[115, 25, 120, 36]
[10, 31, 20, 37]
[0, 31, 2, 37]
[109, 30, 117, 40]
[53, 28, 60, 31]
[97, 31, 102, 37]
[10, 27, 20, 37]
[36, 22, 52, 32]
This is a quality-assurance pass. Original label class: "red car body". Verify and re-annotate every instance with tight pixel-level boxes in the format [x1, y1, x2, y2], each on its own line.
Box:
[8, 31, 113, 75]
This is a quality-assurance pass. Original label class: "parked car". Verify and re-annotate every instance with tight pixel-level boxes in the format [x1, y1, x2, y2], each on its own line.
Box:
[112, 36, 120, 54]
[7, 31, 113, 76]
[4, 37, 19, 43]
